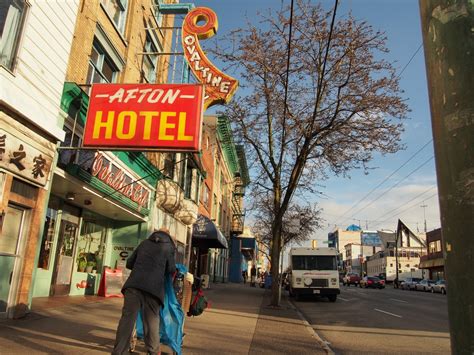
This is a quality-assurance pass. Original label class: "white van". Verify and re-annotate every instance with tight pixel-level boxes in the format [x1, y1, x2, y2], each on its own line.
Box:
[288, 247, 340, 302]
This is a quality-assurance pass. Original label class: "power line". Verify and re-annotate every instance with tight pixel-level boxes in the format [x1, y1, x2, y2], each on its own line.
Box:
[374, 192, 438, 229]
[371, 185, 437, 226]
[397, 43, 423, 78]
[334, 139, 433, 226]
[349, 155, 434, 218]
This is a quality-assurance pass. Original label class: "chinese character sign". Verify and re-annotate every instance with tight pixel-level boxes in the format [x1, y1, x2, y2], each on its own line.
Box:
[0, 130, 52, 186]
[83, 84, 204, 151]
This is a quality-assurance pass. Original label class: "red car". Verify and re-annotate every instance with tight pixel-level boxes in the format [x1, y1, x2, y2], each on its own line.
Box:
[360, 276, 385, 289]
[343, 273, 361, 286]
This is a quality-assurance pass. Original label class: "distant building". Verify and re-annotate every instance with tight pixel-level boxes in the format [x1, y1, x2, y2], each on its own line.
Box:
[328, 228, 361, 263]
[345, 243, 382, 275]
[366, 220, 427, 281]
[419, 228, 444, 280]
[329, 226, 383, 273]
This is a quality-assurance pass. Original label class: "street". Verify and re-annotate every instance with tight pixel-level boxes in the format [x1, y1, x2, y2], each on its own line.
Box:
[292, 284, 450, 354]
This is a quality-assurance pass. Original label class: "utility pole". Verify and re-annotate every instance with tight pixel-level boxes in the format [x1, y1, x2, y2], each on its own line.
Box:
[419, 2, 474, 353]
[420, 203, 427, 233]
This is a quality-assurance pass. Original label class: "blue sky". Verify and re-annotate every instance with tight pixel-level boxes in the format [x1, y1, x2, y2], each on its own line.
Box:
[194, 0, 440, 243]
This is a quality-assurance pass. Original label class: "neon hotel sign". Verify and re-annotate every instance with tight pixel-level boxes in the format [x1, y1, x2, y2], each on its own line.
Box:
[182, 7, 238, 110]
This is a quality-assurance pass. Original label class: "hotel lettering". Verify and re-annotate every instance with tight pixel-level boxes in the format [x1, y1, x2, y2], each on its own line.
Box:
[83, 84, 204, 152]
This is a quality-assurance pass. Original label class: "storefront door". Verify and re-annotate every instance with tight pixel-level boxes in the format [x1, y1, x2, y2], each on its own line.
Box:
[0, 205, 27, 318]
[51, 220, 78, 296]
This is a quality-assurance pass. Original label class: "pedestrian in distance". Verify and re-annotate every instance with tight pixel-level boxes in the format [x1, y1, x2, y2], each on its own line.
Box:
[112, 228, 176, 355]
[242, 269, 247, 284]
[250, 265, 257, 287]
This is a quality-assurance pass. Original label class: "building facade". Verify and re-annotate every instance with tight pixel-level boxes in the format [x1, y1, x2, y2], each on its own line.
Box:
[366, 220, 427, 281]
[1, 0, 249, 317]
[344, 243, 382, 275]
[190, 115, 250, 285]
[366, 247, 425, 281]
[0, 0, 79, 318]
[419, 228, 444, 280]
[31, 0, 200, 301]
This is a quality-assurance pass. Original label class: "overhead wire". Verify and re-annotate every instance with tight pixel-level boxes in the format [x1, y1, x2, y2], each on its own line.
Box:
[371, 185, 437, 228]
[333, 139, 433, 226]
[348, 155, 434, 218]
[374, 192, 438, 229]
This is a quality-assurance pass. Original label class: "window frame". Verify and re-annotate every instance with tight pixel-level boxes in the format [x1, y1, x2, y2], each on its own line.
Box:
[100, 0, 128, 34]
[86, 39, 119, 86]
[153, 0, 165, 28]
[0, 0, 29, 72]
[142, 31, 161, 83]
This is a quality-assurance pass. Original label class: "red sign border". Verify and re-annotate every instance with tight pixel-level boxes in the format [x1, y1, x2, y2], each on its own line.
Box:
[82, 83, 205, 152]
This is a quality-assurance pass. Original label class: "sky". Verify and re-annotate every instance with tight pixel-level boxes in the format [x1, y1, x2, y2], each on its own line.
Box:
[192, 0, 440, 245]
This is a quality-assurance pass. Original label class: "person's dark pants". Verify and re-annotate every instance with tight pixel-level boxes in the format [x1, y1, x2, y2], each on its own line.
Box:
[112, 288, 161, 355]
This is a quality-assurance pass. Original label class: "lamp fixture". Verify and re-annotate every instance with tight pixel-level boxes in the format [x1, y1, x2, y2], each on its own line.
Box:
[66, 192, 75, 201]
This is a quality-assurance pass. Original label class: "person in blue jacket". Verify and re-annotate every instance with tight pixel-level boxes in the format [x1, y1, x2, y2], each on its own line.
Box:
[112, 228, 176, 355]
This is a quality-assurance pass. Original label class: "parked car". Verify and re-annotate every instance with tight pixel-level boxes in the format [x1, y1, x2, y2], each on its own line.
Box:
[343, 273, 361, 286]
[415, 279, 436, 292]
[431, 279, 447, 294]
[401, 277, 423, 290]
[360, 276, 385, 289]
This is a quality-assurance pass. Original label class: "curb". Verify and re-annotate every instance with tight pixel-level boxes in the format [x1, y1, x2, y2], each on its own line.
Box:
[287, 299, 335, 355]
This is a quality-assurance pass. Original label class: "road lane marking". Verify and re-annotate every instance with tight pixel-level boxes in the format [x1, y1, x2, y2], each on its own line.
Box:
[338, 297, 352, 301]
[374, 308, 402, 318]
[390, 298, 408, 303]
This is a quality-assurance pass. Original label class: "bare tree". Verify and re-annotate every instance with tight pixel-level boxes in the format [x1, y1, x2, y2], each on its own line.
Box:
[214, 0, 408, 306]
[252, 199, 322, 263]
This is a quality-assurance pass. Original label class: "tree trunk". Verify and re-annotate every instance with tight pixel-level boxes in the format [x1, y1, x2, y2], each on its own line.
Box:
[270, 218, 282, 306]
[270, 179, 283, 306]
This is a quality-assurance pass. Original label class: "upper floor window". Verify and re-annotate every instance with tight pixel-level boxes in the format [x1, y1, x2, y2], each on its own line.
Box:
[429, 241, 436, 254]
[86, 40, 119, 85]
[0, 0, 28, 71]
[101, 0, 128, 33]
[162, 153, 176, 179]
[142, 32, 160, 83]
[153, 0, 164, 28]
[201, 183, 210, 209]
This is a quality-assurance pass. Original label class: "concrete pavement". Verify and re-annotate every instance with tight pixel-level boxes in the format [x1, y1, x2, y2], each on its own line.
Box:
[0, 282, 330, 354]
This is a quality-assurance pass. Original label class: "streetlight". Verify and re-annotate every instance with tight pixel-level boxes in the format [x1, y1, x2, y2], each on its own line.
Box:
[421, 203, 428, 233]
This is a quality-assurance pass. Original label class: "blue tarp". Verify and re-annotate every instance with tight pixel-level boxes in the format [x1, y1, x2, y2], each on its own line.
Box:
[136, 264, 187, 355]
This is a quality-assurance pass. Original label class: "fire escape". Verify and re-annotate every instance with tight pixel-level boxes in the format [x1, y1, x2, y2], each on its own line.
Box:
[231, 173, 245, 235]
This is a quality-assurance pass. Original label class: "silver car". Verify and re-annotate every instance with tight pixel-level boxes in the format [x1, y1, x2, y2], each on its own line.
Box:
[401, 277, 423, 290]
[431, 279, 447, 294]
[415, 279, 436, 292]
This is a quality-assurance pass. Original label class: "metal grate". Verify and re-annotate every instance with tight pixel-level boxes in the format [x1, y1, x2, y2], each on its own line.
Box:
[311, 279, 328, 287]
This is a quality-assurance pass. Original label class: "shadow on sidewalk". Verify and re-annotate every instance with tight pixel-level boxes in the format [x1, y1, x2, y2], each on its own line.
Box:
[0, 299, 120, 354]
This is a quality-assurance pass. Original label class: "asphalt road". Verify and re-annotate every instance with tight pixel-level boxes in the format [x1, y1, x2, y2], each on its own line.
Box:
[291, 284, 451, 354]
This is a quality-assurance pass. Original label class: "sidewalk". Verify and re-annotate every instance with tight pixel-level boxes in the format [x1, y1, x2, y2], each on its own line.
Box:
[0, 283, 330, 354]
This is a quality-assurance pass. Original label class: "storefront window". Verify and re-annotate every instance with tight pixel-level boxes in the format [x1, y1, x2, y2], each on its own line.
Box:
[37, 197, 60, 269]
[76, 215, 108, 273]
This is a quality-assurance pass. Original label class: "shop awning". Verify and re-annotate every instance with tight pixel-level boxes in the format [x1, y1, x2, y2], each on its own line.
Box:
[192, 215, 228, 249]
[419, 257, 444, 269]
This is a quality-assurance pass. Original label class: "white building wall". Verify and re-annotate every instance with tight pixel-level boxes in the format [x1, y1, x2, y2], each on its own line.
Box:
[0, 0, 79, 140]
[367, 255, 423, 281]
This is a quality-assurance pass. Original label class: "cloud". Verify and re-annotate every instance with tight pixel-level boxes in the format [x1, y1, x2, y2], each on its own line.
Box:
[316, 183, 441, 241]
